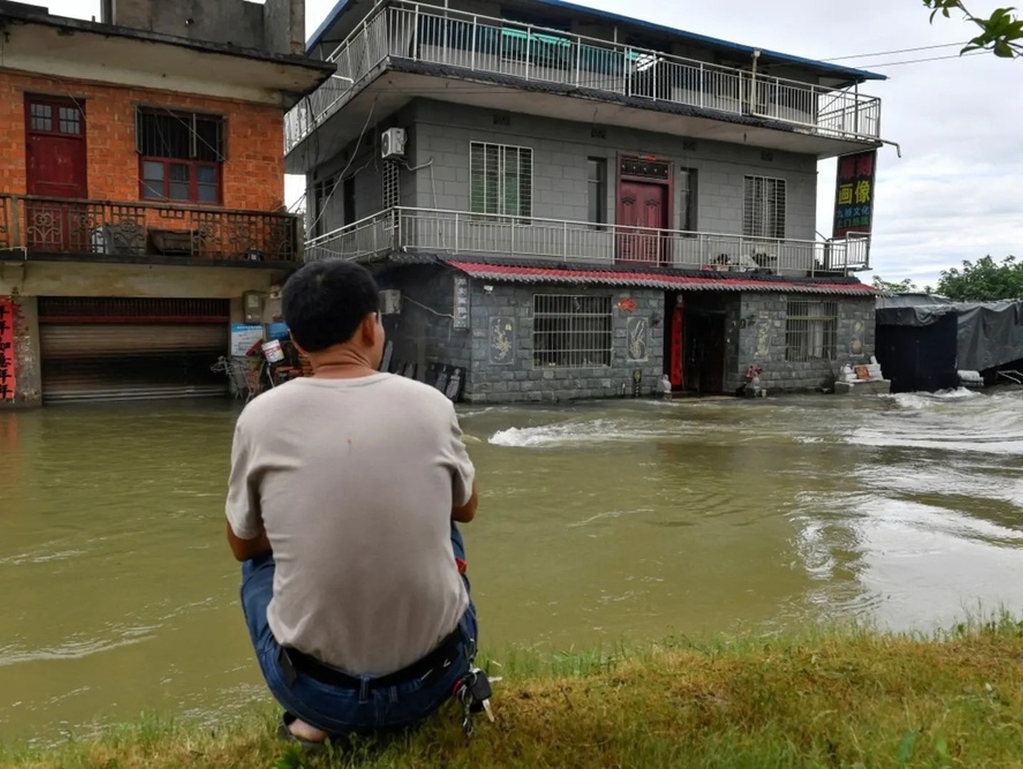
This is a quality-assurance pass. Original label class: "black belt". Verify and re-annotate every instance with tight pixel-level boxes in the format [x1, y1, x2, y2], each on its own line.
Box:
[281, 625, 465, 691]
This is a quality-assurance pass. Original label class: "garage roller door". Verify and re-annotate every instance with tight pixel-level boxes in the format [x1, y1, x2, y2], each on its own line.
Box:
[38, 297, 231, 403]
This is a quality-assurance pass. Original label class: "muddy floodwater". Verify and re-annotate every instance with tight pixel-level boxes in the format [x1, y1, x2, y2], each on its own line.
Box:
[2, 388, 1023, 744]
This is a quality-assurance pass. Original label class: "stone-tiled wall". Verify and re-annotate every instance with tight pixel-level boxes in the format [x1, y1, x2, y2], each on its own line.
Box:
[374, 265, 472, 375]
[736, 294, 876, 392]
[372, 265, 874, 401]
[466, 282, 664, 403]
[374, 266, 665, 403]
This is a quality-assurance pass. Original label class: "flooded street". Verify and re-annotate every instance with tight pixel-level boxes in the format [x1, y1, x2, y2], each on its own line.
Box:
[2, 389, 1023, 744]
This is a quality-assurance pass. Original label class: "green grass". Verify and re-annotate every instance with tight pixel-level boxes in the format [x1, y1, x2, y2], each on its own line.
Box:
[5, 616, 1023, 768]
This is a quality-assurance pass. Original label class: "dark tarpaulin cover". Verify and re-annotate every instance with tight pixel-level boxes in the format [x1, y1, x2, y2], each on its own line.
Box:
[876, 296, 1023, 372]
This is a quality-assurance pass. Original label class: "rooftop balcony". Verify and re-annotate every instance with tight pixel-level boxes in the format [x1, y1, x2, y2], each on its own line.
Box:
[305, 207, 870, 276]
[285, 1, 883, 173]
[0, 195, 303, 264]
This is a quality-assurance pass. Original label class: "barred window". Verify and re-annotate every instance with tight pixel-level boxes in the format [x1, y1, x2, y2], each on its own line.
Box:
[533, 295, 612, 369]
[786, 301, 838, 362]
[470, 142, 532, 219]
[135, 107, 225, 204]
[743, 175, 786, 239]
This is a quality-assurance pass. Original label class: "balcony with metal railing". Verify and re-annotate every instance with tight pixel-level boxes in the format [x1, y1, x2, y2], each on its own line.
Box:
[0, 194, 303, 263]
[285, 0, 883, 159]
[304, 207, 871, 276]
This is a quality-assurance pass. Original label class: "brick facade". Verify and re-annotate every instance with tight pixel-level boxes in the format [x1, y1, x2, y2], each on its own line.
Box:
[0, 70, 285, 211]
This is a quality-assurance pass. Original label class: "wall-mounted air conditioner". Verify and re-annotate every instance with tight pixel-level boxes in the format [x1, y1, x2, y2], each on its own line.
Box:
[381, 127, 407, 160]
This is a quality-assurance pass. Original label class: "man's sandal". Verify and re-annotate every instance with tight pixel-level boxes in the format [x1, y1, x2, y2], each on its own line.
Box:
[277, 712, 330, 753]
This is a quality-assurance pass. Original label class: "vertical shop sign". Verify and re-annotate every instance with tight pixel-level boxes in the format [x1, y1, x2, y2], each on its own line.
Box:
[833, 150, 877, 239]
[0, 298, 15, 402]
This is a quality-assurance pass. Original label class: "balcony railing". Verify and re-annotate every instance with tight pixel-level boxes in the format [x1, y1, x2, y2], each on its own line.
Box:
[305, 207, 871, 275]
[0, 195, 302, 262]
[285, 0, 882, 154]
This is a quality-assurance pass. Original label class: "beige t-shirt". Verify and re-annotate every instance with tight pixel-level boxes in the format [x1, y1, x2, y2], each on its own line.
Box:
[225, 373, 475, 676]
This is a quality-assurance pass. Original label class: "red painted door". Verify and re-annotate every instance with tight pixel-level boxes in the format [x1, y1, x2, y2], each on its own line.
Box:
[25, 96, 88, 252]
[617, 181, 668, 265]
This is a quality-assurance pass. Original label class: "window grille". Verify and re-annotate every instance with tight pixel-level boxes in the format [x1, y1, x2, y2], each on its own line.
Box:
[470, 142, 532, 220]
[743, 175, 786, 239]
[135, 108, 225, 162]
[678, 168, 697, 232]
[785, 301, 838, 362]
[587, 157, 606, 226]
[533, 294, 613, 369]
[135, 107, 225, 204]
[383, 158, 400, 209]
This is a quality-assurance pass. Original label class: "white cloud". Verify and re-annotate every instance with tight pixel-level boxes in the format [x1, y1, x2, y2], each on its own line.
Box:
[39, 0, 1023, 285]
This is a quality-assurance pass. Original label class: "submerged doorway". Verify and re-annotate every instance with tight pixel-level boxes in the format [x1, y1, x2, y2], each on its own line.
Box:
[663, 292, 734, 395]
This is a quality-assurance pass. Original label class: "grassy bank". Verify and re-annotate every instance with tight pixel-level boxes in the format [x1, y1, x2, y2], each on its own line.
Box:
[5, 618, 1023, 768]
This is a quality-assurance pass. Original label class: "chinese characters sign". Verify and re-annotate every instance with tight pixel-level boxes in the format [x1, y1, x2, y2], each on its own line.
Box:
[453, 276, 470, 330]
[0, 298, 15, 403]
[833, 150, 877, 239]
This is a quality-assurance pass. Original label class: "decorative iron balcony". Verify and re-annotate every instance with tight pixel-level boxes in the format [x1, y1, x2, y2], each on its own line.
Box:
[285, 1, 882, 154]
[304, 207, 871, 275]
[0, 195, 302, 262]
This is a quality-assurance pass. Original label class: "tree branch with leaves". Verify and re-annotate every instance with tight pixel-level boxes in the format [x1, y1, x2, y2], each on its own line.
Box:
[923, 1, 1023, 57]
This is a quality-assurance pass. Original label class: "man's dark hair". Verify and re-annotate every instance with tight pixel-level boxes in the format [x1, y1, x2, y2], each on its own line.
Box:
[282, 261, 380, 353]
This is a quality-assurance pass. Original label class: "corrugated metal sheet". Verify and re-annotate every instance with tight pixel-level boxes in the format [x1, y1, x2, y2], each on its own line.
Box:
[445, 261, 877, 296]
[39, 297, 230, 403]
[40, 325, 228, 358]
[41, 343, 229, 404]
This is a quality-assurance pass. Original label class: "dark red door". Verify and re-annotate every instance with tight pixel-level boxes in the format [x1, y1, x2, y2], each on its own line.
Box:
[25, 96, 88, 252]
[617, 181, 668, 265]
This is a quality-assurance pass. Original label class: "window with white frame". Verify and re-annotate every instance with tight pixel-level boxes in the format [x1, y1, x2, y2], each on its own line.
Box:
[785, 300, 838, 362]
[470, 142, 532, 219]
[533, 294, 613, 369]
[743, 175, 786, 239]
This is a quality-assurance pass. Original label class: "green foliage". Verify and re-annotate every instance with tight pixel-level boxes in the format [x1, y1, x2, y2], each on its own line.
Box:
[923, 1, 1023, 58]
[936, 255, 1023, 301]
[872, 276, 922, 294]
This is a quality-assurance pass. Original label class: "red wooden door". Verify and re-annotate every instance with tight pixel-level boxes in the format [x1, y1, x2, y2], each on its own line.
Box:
[25, 96, 88, 252]
[617, 181, 668, 265]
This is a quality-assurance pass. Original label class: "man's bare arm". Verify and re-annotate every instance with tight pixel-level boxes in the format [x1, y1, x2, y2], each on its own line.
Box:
[452, 480, 479, 523]
[226, 521, 272, 562]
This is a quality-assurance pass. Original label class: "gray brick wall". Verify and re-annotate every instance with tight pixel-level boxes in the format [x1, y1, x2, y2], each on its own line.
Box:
[466, 282, 664, 403]
[735, 295, 876, 393]
[375, 265, 472, 375]
[370, 264, 873, 401]
[407, 99, 818, 240]
[306, 104, 418, 236]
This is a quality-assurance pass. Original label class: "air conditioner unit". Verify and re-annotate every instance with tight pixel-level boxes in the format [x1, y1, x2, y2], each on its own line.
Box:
[380, 289, 402, 315]
[381, 127, 407, 160]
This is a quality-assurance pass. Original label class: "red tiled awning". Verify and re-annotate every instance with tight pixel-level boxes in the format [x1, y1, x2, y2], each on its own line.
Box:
[446, 261, 877, 296]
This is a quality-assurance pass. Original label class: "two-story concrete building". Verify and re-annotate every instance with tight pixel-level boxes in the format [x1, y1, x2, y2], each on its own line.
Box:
[0, 0, 333, 406]
[287, 0, 884, 403]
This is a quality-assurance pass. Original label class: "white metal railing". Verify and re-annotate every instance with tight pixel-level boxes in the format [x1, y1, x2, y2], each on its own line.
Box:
[304, 207, 871, 274]
[285, 1, 882, 154]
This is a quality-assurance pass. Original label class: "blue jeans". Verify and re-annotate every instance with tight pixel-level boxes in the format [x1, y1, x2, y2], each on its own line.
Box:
[239, 523, 478, 735]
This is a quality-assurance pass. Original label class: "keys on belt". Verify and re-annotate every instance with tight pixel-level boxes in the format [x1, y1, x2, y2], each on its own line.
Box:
[453, 666, 496, 738]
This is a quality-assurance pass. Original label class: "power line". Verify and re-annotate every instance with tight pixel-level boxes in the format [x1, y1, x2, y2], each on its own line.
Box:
[858, 51, 988, 68]
[820, 42, 967, 62]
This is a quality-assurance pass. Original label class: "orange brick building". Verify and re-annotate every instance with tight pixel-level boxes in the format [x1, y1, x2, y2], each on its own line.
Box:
[0, 0, 331, 406]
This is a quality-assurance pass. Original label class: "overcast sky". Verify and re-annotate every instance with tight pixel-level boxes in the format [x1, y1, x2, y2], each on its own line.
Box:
[42, 0, 1022, 286]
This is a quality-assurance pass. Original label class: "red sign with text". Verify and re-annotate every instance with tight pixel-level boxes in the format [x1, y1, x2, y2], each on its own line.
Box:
[0, 298, 15, 402]
[833, 150, 877, 239]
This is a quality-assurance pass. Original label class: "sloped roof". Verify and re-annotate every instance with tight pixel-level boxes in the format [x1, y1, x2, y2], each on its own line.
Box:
[444, 260, 877, 296]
